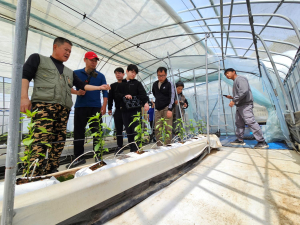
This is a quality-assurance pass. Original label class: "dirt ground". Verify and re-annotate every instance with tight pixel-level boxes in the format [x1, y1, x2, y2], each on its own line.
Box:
[107, 147, 300, 225]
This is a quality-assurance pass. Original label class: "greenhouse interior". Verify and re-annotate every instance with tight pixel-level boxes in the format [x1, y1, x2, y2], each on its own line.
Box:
[0, 0, 299, 224]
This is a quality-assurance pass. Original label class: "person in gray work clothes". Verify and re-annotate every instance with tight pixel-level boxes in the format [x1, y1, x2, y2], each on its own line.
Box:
[224, 68, 269, 149]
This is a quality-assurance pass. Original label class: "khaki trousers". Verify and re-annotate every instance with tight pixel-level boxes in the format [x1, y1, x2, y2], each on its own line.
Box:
[154, 107, 173, 146]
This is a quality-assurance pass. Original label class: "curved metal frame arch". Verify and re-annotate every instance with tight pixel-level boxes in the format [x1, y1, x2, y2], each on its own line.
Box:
[224, 55, 291, 70]
[191, 22, 299, 32]
[108, 30, 295, 123]
[209, 46, 294, 60]
[178, 1, 300, 13]
[214, 36, 298, 49]
[106, 13, 300, 57]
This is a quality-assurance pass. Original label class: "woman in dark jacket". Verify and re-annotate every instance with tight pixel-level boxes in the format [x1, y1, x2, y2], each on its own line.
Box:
[117, 64, 149, 152]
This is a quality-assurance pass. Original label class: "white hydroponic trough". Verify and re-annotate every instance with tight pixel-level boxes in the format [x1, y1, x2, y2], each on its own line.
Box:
[0, 135, 221, 225]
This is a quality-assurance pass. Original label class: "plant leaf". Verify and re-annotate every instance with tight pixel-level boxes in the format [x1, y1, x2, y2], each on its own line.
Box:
[19, 156, 27, 161]
[94, 142, 101, 152]
[22, 138, 34, 146]
[38, 127, 49, 133]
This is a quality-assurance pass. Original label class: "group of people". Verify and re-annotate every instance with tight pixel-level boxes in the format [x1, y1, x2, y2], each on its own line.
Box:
[20, 37, 268, 176]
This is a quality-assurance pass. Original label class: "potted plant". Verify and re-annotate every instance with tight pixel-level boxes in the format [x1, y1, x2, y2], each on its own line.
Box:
[17, 110, 53, 185]
[129, 112, 149, 154]
[175, 118, 186, 143]
[86, 113, 111, 171]
[188, 119, 197, 138]
[155, 117, 172, 146]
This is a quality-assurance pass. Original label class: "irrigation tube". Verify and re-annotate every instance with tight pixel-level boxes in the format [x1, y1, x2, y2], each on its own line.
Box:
[1, 1, 30, 224]
[205, 34, 211, 153]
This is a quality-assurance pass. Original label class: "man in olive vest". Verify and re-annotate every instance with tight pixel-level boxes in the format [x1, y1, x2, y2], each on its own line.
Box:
[21, 37, 110, 176]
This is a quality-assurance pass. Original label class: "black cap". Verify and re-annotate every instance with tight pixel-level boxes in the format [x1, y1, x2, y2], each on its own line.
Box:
[176, 81, 184, 88]
[224, 68, 236, 74]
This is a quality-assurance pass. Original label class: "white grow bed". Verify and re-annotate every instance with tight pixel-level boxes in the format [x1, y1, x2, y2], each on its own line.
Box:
[0, 135, 221, 225]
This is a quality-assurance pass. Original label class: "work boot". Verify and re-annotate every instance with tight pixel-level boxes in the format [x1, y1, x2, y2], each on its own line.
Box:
[254, 141, 269, 149]
[66, 158, 86, 169]
[230, 139, 246, 146]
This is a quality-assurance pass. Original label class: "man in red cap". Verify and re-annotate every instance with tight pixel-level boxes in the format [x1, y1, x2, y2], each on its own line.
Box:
[67, 51, 109, 168]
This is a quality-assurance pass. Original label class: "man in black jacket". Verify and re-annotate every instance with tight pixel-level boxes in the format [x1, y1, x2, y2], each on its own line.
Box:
[108, 67, 125, 153]
[152, 67, 175, 146]
[117, 64, 149, 152]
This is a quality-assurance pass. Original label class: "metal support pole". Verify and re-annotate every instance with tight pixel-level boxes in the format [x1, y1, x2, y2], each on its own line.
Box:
[286, 80, 296, 112]
[1, 1, 29, 224]
[150, 74, 152, 94]
[167, 52, 186, 131]
[220, 0, 225, 69]
[205, 34, 211, 153]
[193, 70, 199, 120]
[288, 78, 298, 110]
[218, 61, 221, 134]
[256, 33, 296, 124]
[245, 0, 263, 77]
[219, 80, 228, 136]
[2, 77, 4, 135]
[291, 74, 300, 111]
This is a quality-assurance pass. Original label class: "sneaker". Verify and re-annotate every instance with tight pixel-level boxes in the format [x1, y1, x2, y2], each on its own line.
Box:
[254, 141, 269, 149]
[230, 139, 246, 145]
[66, 158, 86, 169]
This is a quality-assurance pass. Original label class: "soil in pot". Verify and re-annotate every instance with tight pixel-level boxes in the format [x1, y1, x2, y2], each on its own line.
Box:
[16, 176, 51, 185]
[89, 161, 107, 171]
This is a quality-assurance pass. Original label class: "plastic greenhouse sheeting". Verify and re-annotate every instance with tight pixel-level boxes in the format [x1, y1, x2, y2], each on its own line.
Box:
[0, 0, 300, 143]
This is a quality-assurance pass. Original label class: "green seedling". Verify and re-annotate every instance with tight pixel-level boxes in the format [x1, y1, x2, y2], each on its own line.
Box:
[196, 119, 206, 135]
[156, 117, 172, 146]
[175, 118, 186, 143]
[188, 119, 197, 137]
[129, 112, 149, 152]
[86, 113, 111, 162]
[19, 109, 53, 178]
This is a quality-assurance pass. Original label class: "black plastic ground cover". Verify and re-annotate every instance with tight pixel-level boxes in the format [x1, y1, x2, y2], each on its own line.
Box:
[58, 147, 209, 225]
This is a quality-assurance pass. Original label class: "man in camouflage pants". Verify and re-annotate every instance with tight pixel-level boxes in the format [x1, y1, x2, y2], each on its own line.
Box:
[21, 37, 110, 176]
[30, 103, 70, 175]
